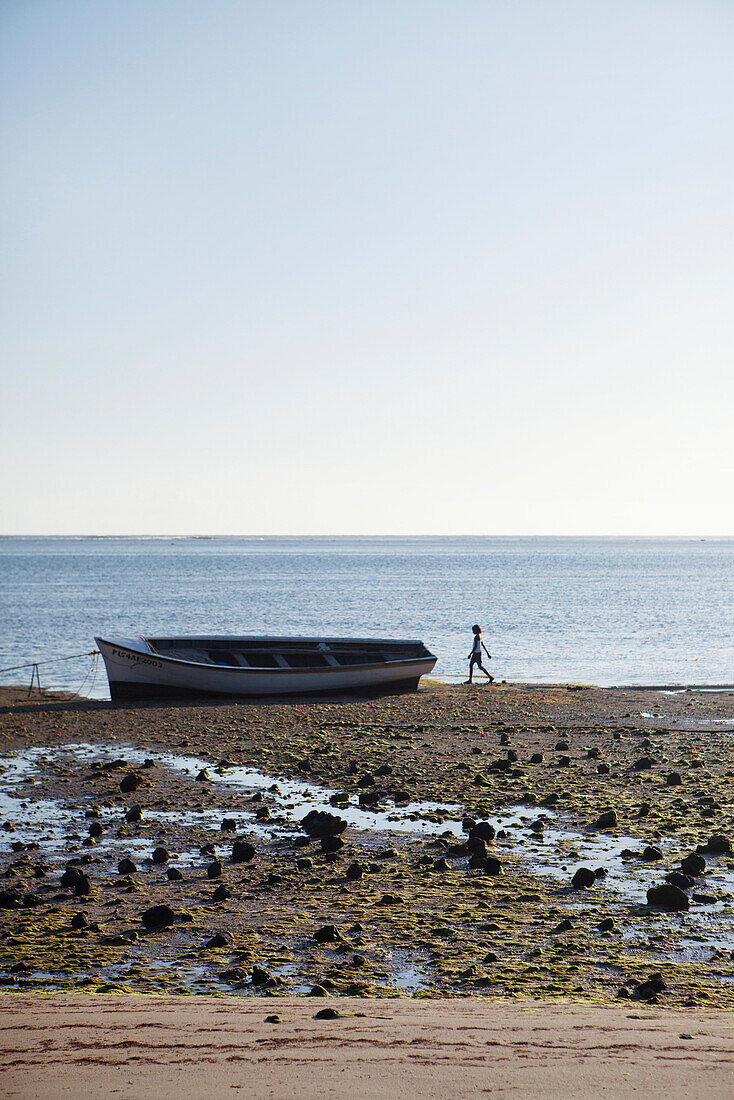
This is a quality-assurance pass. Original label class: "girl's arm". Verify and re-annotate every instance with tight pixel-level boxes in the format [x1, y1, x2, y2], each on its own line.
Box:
[482, 642, 492, 658]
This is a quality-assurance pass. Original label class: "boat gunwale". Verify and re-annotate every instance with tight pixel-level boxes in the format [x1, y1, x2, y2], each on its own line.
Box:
[95, 637, 437, 676]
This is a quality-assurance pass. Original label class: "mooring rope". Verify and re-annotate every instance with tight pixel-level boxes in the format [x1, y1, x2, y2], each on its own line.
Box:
[0, 650, 98, 674]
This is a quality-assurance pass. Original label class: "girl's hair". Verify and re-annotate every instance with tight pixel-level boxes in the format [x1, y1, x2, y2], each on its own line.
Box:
[472, 624, 481, 633]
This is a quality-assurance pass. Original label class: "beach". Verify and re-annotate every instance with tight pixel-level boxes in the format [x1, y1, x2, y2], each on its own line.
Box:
[1, 680, 733, 1092]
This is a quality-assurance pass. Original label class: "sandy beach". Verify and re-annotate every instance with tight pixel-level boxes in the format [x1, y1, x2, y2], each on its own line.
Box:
[2, 993, 734, 1098]
[1, 680, 733, 1092]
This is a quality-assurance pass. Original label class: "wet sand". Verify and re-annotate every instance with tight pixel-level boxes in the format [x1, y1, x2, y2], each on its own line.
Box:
[2, 994, 734, 1098]
[1, 681, 734, 1009]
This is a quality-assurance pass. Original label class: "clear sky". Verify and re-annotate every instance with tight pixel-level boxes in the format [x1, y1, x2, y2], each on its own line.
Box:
[1, 1, 732, 535]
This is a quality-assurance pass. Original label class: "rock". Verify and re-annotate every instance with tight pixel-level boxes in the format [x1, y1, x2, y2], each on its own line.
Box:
[597, 763, 610, 775]
[555, 741, 570, 751]
[377, 893, 403, 905]
[647, 884, 689, 910]
[484, 951, 499, 963]
[125, 805, 143, 823]
[634, 972, 666, 1000]
[375, 764, 392, 777]
[166, 867, 183, 881]
[572, 867, 596, 889]
[231, 840, 256, 863]
[633, 757, 656, 770]
[205, 932, 232, 949]
[597, 917, 615, 932]
[88, 822, 103, 838]
[593, 810, 617, 829]
[320, 835, 344, 853]
[586, 747, 600, 759]
[308, 985, 329, 997]
[692, 893, 717, 905]
[206, 860, 223, 879]
[642, 846, 663, 861]
[120, 772, 143, 793]
[681, 853, 706, 877]
[118, 858, 137, 875]
[296, 857, 313, 870]
[221, 818, 237, 831]
[252, 965, 276, 986]
[467, 836, 487, 856]
[484, 856, 503, 876]
[74, 874, 92, 896]
[60, 867, 83, 888]
[356, 773, 376, 788]
[638, 802, 651, 817]
[70, 912, 88, 929]
[665, 872, 694, 890]
[553, 919, 573, 934]
[666, 772, 682, 786]
[469, 822, 495, 844]
[345, 862, 364, 882]
[301, 810, 347, 838]
[530, 753, 544, 764]
[702, 834, 732, 855]
[200, 842, 216, 857]
[212, 884, 231, 902]
[196, 769, 211, 782]
[314, 1007, 341, 1019]
[265, 1015, 281, 1023]
[141, 905, 176, 929]
[219, 968, 248, 983]
[434, 858, 451, 872]
[557, 756, 571, 767]
[314, 924, 341, 943]
[152, 846, 169, 865]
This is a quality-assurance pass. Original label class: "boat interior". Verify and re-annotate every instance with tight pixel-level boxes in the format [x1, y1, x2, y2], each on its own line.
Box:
[145, 637, 434, 670]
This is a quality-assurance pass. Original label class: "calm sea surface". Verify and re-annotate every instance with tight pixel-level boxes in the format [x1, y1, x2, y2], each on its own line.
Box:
[0, 537, 732, 698]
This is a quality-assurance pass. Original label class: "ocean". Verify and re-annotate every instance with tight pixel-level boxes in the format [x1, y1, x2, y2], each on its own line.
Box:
[0, 536, 732, 698]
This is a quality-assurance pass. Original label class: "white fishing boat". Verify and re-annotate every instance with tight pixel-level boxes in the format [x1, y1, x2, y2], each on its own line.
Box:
[95, 635, 437, 701]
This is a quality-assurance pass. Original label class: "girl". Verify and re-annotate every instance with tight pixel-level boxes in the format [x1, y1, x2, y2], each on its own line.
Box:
[465, 624, 493, 684]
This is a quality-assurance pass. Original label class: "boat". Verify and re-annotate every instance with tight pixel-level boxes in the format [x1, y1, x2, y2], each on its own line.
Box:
[95, 635, 437, 701]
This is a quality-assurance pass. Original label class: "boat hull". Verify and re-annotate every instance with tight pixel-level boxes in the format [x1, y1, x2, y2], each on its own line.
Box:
[95, 637, 436, 701]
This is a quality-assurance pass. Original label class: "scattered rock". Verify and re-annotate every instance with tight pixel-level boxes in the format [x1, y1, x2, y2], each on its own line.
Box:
[125, 805, 143, 823]
[314, 1007, 341, 1019]
[314, 924, 341, 943]
[681, 853, 706, 877]
[666, 772, 683, 786]
[345, 862, 364, 882]
[593, 810, 617, 829]
[647, 884, 689, 911]
[166, 867, 183, 881]
[120, 772, 143, 793]
[141, 905, 176, 929]
[207, 860, 223, 879]
[642, 846, 663, 861]
[152, 847, 169, 865]
[205, 932, 232, 949]
[118, 858, 137, 875]
[231, 840, 256, 863]
[571, 867, 596, 889]
[301, 810, 347, 838]
[701, 834, 732, 855]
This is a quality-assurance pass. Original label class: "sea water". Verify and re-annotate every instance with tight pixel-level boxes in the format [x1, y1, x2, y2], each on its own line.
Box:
[0, 536, 732, 697]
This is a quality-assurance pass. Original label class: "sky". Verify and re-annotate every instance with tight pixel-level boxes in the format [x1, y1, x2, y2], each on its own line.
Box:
[1, 1, 732, 535]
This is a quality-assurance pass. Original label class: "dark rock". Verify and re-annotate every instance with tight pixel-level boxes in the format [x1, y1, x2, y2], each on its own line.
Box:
[530, 753, 544, 764]
[308, 985, 329, 997]
[205, 932, 232, 948]
[152, 846, 169, 865]
[666, 772, 683, 786]
[314, 1007, 341, 1019]
[572, 867, 596, 889]
[296, 857, 313, 870]
[433, 858, 451, 871]
[375, 764, 392, 777]
[74, 874, 91, 896]
[594, 867, 608, 879]
[265, 1015, 281, 1024]
[196, 769, 210, 782]
[557, 756, 571, 767]
[88, 822, 103, 838]
[206, 860, 223, 879]
[638, 803, 651, 817]
[553, 919, 573, 934]
[200, 842, 216, 857]
[219, 968, 248, 983]
[642, 846, 663, 861]
[70, 912, 88, 929]
[252, 965, 276, 986]
[118, 858, 137, 875]
[586, 747, 600, 759]
[356, 773, 376, 788]
[634, 972, 666, 1000]
[212, 884, 231, 901]
[345, 862, 364, 882]
[141, 904, 176, 929]
[692, 893, 717, 905]
[125, 805, 143, 823]
[681, 853, 706, 877]
[597, 917, 615, 932]
[484, 857, 504, 876]
[221, 818, 237, 831]
[702, 834, 732, 855]
[358, 790, 382, 808]
[647, 884, 689, 910]
[60, 867, 83, 888]
[314, 924, 341, 943]
[555, 741, 570, 751]
[633, 757, 656, 770]
[120, 772, 143, 793]
[499, 732, 510, 745]
[301, 810, 347, 838]
[320, 835, 344, 853]
[469, 821, 496, 844]
[231, 840, 256, 863]
[665, 872, 694, 890]
[597, 763, 610, 775]
[593, 810, 618, 829]
[166, 867, 183, 881]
